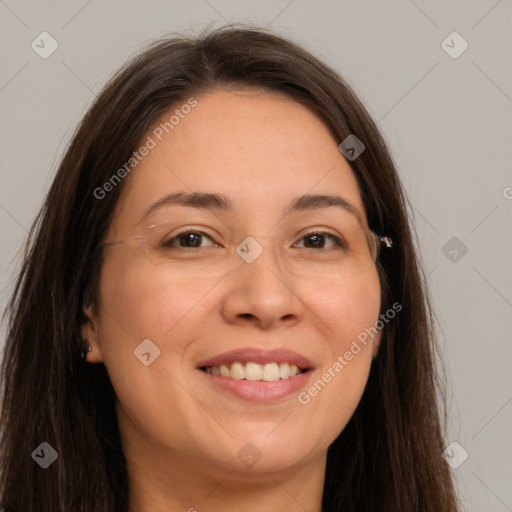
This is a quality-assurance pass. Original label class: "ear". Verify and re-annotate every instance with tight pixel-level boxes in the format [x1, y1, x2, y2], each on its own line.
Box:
[81, 303, 102, 363]
[371, 328, 383, 359]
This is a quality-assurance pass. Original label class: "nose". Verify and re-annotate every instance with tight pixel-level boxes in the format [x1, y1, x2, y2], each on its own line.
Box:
[220, 235, 304, 330]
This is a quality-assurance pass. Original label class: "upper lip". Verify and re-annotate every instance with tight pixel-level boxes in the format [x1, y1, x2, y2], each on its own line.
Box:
[197, 348, 314, 370]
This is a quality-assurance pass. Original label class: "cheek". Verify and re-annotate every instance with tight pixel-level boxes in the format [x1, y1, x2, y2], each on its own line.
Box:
[99, 257, 215, 341]
[95, 260, 218, 443]
[94, 256, 215, 392]
[299, 269, 382, 349]
[295, 271, 381, 442]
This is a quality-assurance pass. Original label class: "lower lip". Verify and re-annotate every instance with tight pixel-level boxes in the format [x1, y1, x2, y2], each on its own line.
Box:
[198, 369, 313, 402]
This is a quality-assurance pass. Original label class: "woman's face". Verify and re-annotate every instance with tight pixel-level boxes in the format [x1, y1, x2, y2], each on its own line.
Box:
[84, 88, 382, 476]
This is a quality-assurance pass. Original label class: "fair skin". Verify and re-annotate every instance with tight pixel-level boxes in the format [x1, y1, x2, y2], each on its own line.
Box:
[82, 88, 382, 512]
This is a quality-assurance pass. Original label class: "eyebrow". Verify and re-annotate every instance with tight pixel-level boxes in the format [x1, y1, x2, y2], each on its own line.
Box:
[139, 191, 363, 225]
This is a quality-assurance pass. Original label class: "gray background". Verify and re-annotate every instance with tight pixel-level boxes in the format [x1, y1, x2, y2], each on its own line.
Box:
[1, 1, 511, 510]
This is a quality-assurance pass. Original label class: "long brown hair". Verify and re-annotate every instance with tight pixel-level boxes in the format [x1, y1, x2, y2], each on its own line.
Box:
[0, 25, 460, 511]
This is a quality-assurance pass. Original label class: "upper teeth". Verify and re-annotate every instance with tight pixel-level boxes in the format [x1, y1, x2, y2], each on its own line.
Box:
[204, 362, 303, 381]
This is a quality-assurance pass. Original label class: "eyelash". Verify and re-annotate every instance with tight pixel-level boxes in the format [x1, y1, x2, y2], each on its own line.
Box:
[162, 228, 348, 250]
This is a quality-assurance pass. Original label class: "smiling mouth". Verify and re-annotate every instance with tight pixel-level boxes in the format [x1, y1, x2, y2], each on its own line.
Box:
[200, 361, 308, 381]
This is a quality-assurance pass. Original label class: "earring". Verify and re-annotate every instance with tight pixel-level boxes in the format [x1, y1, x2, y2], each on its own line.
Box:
[81, 319, 95, 360]
[81, 345, 92, 360]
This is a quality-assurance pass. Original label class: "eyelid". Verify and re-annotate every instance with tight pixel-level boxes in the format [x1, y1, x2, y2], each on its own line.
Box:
[294, 226, 343, 238]
[163, 227, 220, 247]
[292, 229, 347, 249]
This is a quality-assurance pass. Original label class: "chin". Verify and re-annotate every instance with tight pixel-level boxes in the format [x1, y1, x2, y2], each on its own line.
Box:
[216, 429, 323, 475]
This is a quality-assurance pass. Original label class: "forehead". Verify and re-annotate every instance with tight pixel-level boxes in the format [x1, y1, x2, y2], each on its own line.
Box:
[111, 88, 367, 232]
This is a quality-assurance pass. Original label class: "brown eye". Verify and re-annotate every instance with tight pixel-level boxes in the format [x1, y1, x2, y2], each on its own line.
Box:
[303, 233, 326, 248]
[294, 232, 347, 250]
[163, 230, 215, 249]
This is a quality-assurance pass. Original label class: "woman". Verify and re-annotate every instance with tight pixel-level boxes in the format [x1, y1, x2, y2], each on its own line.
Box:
[0, 25, 460, 511]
